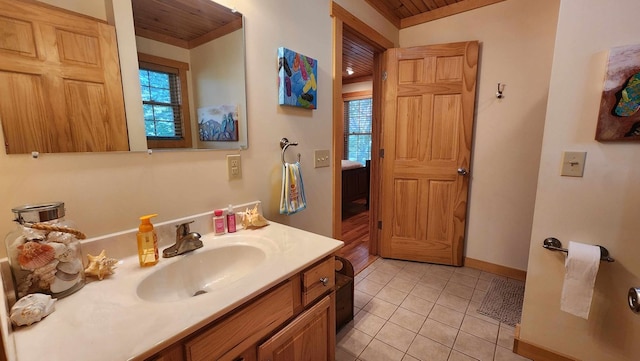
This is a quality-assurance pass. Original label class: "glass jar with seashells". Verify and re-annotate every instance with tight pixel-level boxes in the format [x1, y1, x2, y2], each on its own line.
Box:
[5, 202, 86, 301]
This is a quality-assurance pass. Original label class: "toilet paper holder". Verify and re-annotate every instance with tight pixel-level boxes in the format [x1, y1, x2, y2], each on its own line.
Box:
[543, 237, 614, 262]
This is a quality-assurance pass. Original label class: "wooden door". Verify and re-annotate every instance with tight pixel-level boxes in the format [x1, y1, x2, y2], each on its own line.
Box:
[380, 42, 479, 266]
[258, 293, 335, 361]
[0, 0, 128, 154]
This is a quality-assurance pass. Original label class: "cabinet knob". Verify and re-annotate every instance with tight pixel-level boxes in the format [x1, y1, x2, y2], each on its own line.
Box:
[320, 277, 329, 286]
[629, 288, 640, 313]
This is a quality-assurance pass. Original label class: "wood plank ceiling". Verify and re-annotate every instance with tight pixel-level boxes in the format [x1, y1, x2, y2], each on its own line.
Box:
[342, 0, 505, 83]
[131, 0, 242, 49]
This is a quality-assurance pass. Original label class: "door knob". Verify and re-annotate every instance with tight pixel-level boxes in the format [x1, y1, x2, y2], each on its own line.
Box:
[457, 168, 469, 176]
[629, 288, 640, 313]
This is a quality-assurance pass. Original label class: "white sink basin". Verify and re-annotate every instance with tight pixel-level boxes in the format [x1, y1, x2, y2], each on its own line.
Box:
[136, 244, 266, 302]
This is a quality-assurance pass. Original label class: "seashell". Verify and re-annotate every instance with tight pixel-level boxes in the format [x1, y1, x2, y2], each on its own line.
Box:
[49, 273, 80, 294]
[56, 259, 82, 275]
[84, 250, 118, 280]
[241, 204, 269, 229]
[48, 242, 68, 259]
[17, 274, 35, 299]
[17, 242, 56, 270]
[22, 228, 47, 242]
[33, 260, 59, 289]
[55, 242, 78, 262]
[55, 269, 78, 282]
[33, 260, 59, 276]
[47, 231, 75, 245]
[10, 293, 56, 326]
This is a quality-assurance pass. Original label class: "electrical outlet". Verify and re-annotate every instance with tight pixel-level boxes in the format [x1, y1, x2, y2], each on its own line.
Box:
[561, 151, 586, 177]
[314, 150, 330, 168]
[227, 154, 242, 180]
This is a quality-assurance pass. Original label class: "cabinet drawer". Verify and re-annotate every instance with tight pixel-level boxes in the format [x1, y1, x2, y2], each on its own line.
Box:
[185, 281, 294, 361]
[302, 257, 335, 306]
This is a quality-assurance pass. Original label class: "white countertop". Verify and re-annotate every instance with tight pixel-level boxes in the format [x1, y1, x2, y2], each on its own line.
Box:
[7, 220, 343, 361]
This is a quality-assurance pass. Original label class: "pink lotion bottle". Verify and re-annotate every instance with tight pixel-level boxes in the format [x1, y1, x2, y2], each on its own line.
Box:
[213, 209, 225, 235]
[226, 205, 237, 233]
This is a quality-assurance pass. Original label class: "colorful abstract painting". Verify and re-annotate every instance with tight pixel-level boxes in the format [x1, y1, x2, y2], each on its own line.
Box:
[596, 43, 640, 141]
[278, 47, 317, 109]
[198, 104, 239, 141]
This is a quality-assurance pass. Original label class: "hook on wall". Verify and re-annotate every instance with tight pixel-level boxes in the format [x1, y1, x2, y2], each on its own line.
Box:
[496, 83, 505, 99]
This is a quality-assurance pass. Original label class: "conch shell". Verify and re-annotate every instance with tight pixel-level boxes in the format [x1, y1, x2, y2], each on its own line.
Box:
[241, 204, 269, 229]
[10, 293, 56, 326]
[84, 250, 118, 280]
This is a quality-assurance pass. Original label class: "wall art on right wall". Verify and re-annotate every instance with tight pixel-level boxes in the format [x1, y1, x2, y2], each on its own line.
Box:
[596, 43, 640, 141]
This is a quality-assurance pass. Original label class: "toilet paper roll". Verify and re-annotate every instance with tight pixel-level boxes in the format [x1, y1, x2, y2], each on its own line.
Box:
[560, 241, 601, 319]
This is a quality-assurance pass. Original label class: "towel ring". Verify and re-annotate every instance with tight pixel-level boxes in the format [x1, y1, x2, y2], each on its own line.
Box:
[280, 138, 300, 165]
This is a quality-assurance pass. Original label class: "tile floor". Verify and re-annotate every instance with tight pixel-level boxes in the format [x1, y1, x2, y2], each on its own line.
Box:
[336, 258, 531, 361]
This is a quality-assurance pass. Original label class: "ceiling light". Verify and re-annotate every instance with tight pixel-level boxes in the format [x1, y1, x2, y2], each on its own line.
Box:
[346, 67, 354, 75]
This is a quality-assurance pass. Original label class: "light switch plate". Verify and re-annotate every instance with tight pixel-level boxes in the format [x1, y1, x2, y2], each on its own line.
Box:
[227, 154, 242, 180]
[314, 150, 330, 168]
[561, 151, 586, 177]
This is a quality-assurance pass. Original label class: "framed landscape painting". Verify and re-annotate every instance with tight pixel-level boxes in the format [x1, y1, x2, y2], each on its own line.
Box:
[278, 47, 317, 109]
[198, 104, 239, 141]
[596, 43, 640, 141]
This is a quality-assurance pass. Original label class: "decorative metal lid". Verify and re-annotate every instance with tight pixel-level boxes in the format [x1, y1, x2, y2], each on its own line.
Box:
[12, 202, 65, 224]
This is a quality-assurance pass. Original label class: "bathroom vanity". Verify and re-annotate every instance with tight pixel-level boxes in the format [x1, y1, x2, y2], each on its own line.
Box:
[147, 256, 336, 361]
[2, 209, 343, 361]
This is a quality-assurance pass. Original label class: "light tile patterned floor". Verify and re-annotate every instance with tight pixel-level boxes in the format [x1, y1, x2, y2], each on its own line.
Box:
[336, 258, 531, 361]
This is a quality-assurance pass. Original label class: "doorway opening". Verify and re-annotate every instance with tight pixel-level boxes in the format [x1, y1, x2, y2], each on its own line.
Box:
[331, 6, 393, 274]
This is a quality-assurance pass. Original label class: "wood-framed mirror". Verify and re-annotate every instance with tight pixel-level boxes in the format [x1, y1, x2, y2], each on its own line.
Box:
[0, 0, 248, 154]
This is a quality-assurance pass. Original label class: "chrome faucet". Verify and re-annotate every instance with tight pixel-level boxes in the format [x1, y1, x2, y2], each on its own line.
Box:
[162, 221, 203, 258]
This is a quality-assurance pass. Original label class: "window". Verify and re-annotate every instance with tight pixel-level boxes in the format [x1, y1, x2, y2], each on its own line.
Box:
[343, 95, 372, 165]
[138, 53, 192, 149]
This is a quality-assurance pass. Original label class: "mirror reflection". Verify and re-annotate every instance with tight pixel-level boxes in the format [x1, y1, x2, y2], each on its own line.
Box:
[131, 0, 248, 151]
[0, 0, 248, 154]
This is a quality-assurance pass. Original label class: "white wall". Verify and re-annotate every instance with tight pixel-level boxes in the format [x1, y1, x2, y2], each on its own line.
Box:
[520, 0, 640, 359]
[0, 0, 354, 256]
[400, 0, 560, 271]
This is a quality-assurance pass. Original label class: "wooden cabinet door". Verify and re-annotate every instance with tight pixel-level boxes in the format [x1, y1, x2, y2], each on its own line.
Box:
[380, 42, 479, 266]
[258, 293, 335, 361]
[0, 0, 128, 153]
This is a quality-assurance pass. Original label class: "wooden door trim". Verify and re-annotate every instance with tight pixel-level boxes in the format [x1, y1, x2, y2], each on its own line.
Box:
[368, 53, 383, 256]
[332, 16, 344, 239]
[331, 3, 394, 255]
[330, 2, 395, 50]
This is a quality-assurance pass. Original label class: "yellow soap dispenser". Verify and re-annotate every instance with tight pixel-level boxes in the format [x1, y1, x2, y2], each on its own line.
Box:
[137, 214, 159, 267]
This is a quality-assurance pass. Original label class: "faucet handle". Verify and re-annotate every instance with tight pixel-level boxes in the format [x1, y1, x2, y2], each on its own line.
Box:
[176, 221, 195, 236]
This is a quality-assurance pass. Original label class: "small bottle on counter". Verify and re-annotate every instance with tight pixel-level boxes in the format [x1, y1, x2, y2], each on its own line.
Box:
[213, 209, 225, 235]
[137, 214, 159, 267]
[226, 204, 236, 233]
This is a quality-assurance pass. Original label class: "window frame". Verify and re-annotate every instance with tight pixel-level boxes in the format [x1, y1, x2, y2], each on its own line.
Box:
[138, 53, 192, 149]
[342, 90, 373, 162]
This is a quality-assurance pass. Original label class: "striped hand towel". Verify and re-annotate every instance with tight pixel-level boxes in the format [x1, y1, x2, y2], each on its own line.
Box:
[279, 162, 307, 215]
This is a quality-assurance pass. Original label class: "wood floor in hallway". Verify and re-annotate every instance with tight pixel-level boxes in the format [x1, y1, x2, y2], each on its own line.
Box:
[337, 199, 378, 275]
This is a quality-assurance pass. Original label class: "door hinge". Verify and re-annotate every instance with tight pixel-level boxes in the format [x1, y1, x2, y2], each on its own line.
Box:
[379, 149, 384, 158]
[382, 71, 387, 81]
[378, 221, 382, 229]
